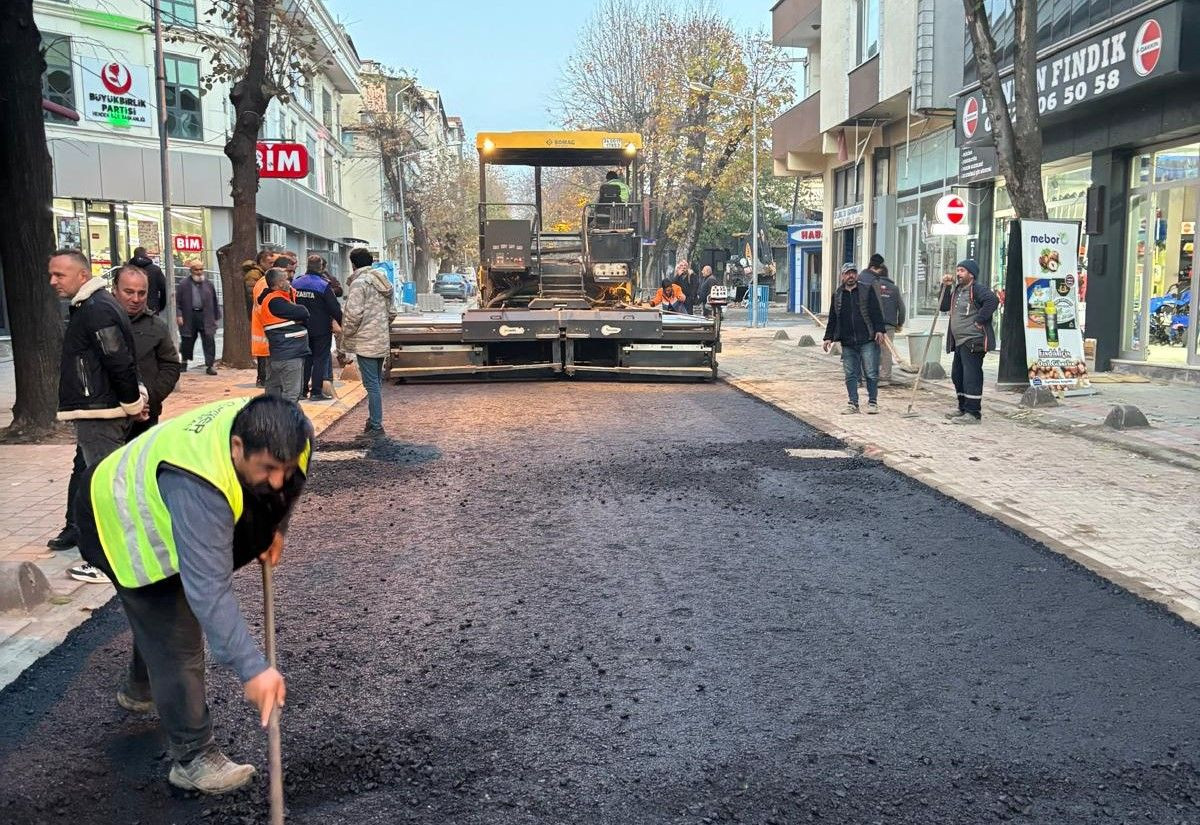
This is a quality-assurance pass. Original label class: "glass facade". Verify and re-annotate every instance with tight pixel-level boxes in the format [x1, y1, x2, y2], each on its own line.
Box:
[41, 34, 74, 124]
[964, 0, 1141, 84]
[893, 129, 964, 315]
[1122, 142, 1199, 366]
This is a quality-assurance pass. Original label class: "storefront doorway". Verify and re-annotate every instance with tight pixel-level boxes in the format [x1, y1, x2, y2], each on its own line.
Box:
[85, 202, 129, 277]
[1121, 141, 1199, 367]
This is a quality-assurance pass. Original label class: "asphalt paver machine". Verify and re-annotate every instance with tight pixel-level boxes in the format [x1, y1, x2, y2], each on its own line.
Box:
[388, 131, 720, 379]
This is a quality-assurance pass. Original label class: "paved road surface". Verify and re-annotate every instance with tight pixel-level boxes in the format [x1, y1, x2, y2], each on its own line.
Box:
[2, 381, 1199, 824]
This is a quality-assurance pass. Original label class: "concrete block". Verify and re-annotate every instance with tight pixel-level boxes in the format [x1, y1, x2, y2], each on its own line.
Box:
[797, 335, 817, 347]
[920, 362, 946, 380]
[1104, 404, 1150, 430]
[773, 330, 790, 340]
[1020, 386, 1059, 408]
[0, 562, 51, 613]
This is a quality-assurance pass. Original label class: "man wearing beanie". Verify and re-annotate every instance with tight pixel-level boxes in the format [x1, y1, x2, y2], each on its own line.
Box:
[859, 253, 885, 287]
[939, 259, 998, 424]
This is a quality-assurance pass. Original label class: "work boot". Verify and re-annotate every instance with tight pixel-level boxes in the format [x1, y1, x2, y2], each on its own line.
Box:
[949, 414, 981, 425]
[205, 366, 218, 376]
[944, 410, 966, 420]
[116, 688, 156, 714]
[168, 749, 257, 794]
[47, 527, 78, 551]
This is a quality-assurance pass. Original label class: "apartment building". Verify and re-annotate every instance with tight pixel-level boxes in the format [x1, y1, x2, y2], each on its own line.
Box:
[771, 0, 965, 317]
[32, 0, 362, 286]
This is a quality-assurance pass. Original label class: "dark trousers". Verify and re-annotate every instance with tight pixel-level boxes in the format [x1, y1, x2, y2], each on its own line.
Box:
[126, 415, 160, 442]
[181, 320, 216, 367]
[75, 474, 214, 763]
[256, 357, 268, 385]
[951, 344, 986, 417]
[302, 333, 332, 397]
[63, 418, 128, 535]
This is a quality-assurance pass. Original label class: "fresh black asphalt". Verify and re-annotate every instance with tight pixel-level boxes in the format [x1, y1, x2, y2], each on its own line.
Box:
[2, 380, 1198, 824]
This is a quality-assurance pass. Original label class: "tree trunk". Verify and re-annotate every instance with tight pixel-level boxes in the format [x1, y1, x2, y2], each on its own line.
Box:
[218, 0, 273, 369]
[963, 0, 1047, 220]
[409, 205, 433, 292]
[0, 2, 64, 440]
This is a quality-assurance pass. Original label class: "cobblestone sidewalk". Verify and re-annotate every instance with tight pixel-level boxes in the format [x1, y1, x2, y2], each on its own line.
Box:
[720, 327, 1200, 627]
[0, 368, 365, 688]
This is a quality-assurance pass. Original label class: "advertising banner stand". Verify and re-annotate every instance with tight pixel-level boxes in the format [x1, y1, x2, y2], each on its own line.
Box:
[1015, 219, 1096, 397]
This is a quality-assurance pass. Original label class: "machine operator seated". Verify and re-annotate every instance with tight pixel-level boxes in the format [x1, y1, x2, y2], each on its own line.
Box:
[650, 277, 687, 313]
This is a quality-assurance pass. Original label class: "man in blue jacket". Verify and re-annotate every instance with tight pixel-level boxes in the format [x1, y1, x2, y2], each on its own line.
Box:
[292, 256, 343, 401]
[940, 259, 999, 424]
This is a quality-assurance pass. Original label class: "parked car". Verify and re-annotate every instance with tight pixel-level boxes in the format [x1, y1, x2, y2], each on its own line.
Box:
[433, 272, 469, 301]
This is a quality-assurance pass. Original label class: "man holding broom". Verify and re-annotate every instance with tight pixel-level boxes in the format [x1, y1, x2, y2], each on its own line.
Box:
[75, 396, 312, 793]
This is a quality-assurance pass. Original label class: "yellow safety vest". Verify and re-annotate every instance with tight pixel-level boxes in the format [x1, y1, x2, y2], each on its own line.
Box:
[89, 399, 309, 588]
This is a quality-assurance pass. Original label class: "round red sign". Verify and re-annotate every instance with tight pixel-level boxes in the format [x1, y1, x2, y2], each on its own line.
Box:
[962, 96, 979, 139]
[101, 63, 133, 96]
[1132, 19, 1162, 77]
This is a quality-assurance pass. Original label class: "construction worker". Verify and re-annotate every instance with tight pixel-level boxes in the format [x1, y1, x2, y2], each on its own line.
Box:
[75, 395, 312, 793]
[258, 267, 310, 402]
[599, 170, 629, 204]
[650, 276, 687, 312]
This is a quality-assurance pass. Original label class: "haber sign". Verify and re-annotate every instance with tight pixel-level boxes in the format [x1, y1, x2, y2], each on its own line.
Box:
[81, 58, 151, 128]
[955, 4, 1183, 148]
[257, 142, 309, 179]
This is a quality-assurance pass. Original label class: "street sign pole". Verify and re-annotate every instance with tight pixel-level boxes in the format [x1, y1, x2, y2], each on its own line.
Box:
[152, 0, 177, 344]
[750, 94, 758, 328]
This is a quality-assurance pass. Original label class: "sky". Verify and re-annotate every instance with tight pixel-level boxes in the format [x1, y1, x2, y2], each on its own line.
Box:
[325, 0, 773, 136]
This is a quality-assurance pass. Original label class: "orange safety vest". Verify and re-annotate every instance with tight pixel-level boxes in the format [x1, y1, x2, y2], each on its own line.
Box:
[250, 277, 270, 357]
[259, 286, 305, 350]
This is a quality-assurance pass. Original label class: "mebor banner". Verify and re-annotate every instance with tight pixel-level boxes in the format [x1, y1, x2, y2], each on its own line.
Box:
[1019, 219, 1092, 392]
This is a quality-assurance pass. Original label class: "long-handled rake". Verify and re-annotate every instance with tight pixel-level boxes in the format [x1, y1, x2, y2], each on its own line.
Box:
[262, 563, 285, 825]
[901, 285, 949, 418]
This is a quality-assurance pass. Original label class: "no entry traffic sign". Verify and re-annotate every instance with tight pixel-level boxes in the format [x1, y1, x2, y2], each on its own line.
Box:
[932, 194, 970, 236]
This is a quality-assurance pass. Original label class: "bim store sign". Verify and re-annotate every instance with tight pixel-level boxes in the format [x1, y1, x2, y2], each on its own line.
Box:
[955, 2, 1187, 149]
[81, 58, 152, 128]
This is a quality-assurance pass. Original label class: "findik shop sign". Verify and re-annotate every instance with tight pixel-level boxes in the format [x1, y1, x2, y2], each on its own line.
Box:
[955, 2, 1187, 148]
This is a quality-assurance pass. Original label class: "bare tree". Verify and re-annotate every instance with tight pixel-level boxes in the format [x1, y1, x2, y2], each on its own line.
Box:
[0, 2, 64, 440]
[556, 1, 792, 277]
[962, 0, 1047, 219]
[185, 1, 325, 368]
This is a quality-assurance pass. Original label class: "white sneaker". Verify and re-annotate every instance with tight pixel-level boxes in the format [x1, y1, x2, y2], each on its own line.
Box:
[68, 562, 111, 584]
[841, 402, 859, 415]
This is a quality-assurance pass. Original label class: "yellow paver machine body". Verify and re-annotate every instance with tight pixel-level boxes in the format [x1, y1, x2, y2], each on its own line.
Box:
[388, 130, 720, 380]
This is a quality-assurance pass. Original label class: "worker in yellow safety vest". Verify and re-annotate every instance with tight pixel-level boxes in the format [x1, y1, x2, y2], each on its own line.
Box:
[76, 395, 313, 794]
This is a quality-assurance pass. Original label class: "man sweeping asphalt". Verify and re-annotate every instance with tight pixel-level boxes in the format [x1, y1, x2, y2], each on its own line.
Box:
[75, 395, 312, 793]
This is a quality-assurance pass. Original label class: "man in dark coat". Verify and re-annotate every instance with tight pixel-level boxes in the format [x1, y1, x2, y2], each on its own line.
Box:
[129, 246, 169, 315]
[823, 263, 886, 415]
[176, 259, 221, 375]
[940, 259, 999, 424]
[113, 265, 181, 438]
[293, 255, 343, 401]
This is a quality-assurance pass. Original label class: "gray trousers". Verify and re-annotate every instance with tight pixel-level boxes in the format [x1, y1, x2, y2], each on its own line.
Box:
[64, 418, 129, 533]
[878, 329, 896, 381]
[266, 357, 304, 402]
[76, 468, 214, 764]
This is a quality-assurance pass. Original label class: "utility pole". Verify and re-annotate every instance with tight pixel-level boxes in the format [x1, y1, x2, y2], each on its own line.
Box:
[750, 92, 759, 328]
[397, 160, 411, 283]
[152, 0, 177, 343]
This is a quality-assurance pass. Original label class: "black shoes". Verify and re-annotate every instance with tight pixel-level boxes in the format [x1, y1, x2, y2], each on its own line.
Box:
[309, 392, 334, 401]
[205, 366, 218, 375]
[47, 527, 78, 551]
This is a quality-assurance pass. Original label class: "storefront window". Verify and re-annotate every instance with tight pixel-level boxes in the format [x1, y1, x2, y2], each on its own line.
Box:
[164, 55, 203, 140]
[1123, 142, 1199, 365]
[893, 128, 961, 314]
[41, 35, 75, 125]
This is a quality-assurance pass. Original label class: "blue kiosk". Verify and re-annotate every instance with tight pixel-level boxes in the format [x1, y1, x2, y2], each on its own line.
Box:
[786, 223, 823, 314]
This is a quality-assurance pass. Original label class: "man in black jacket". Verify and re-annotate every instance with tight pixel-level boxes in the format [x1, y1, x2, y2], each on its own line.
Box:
[940, 259, 999, 424]
[47, 250, 146, 582]
[176, 260, 221, 375]
[129, 246, 168, 315]
[113, 265, 181, 438]
[823, 263, 886, 415]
